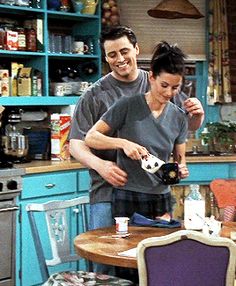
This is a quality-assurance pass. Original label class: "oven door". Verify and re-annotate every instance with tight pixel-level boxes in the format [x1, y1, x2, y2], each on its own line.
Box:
[0, 199, 18, 286]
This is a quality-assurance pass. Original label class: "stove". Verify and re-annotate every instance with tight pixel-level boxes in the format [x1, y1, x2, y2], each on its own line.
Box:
[0, 166, 25, 286]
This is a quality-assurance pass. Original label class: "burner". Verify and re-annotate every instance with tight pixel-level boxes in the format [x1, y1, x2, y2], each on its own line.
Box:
[12, 157, 31, 164]
[0, 161, 13, 169]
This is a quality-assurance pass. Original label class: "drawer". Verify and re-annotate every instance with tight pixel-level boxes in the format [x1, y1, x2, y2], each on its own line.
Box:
[181, 163, 229, 184]
[78, 170, 91, 192]
[22, 171, 77, 199]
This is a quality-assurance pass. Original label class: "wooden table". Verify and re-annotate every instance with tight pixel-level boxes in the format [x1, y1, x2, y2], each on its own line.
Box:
[74, 226, 179, 268]
[74, 223, 236, 269]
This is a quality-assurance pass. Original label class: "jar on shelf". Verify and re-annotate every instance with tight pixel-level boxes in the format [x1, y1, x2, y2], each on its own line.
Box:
[25, 24, 37, 52]
[1, 0, 16, 5]
[0, 26, 5, 50]
[4, 24, 18, 51]
[15, 0, 30, 6]
[60, 0, 71, 11]
[16, 27, 26, 51]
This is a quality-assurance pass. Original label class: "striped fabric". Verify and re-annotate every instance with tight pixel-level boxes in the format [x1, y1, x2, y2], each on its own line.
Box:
[223, 206, 236, 222]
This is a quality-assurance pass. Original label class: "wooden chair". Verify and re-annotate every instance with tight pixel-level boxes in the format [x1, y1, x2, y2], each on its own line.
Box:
[26, 197, 134, 286]
[210, 179, 236, 221]
[137, 229, 236, 286]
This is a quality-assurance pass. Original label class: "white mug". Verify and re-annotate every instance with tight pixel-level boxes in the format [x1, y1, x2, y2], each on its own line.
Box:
[73, 41, 89, 54]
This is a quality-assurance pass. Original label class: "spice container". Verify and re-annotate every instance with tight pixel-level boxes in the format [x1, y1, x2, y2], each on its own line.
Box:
[15, 0, 30, 6]
[5, 24, 18, 51]
[25, 23, 37, 52]
[16, 27, 26, 51]
[0, 27, 5, 50]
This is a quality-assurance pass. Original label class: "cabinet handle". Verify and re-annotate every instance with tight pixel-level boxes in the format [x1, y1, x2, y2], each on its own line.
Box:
[0, 205, 19, 212]
[73, 208, 79, 213]
[45, 183, 56, 189]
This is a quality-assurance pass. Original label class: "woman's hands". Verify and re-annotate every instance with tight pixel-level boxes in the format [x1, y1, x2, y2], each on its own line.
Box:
[122, 140, 149, 160]
[178, 163, 189, 179]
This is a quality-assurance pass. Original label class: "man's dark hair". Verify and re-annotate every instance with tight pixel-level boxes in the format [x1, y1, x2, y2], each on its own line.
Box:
[100, 25, 137, 51]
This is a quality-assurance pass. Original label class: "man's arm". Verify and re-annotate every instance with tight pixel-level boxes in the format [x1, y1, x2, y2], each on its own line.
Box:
[69, 138, 128, 187]
[184, 98, 205, 131]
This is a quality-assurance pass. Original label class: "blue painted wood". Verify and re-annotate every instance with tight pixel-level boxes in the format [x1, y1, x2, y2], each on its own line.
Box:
[21, 171, 77, 199]
[78, 169, 91, 192]
[180, 162, 236, 185]
[0, 96, 81, 106]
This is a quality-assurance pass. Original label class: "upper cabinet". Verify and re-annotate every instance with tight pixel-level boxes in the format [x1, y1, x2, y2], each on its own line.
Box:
[0, 0, 101, 106]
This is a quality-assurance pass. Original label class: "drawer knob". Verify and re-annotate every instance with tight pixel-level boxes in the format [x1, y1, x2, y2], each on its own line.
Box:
[45, 183, 56, 189]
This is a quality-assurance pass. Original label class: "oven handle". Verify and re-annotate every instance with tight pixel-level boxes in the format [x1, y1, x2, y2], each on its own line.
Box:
[0, 205, 19, 212]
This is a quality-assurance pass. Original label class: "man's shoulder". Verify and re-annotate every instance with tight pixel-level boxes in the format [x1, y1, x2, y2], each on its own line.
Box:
[79, 74, 111, 99]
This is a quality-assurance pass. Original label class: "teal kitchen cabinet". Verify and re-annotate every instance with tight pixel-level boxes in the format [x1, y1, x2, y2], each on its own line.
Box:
[181, 161, 236, 185]
[16, 169, 90, 286]
[0, 1, 101, 106]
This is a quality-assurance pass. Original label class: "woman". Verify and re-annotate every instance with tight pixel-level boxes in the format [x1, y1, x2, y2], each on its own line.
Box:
[85, 41, 189, 219]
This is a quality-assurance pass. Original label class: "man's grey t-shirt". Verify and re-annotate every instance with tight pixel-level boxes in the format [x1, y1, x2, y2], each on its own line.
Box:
[101, 93, 188, 195]
[69, 69, 149, 204]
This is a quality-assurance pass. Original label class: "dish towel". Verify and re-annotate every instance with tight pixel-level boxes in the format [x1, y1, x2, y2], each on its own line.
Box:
[130, 212, 181, 228]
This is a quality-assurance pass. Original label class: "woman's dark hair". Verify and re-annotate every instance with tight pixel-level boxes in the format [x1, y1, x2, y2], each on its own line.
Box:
[151, 41, 187, 77]
[100, 25, 137, 50]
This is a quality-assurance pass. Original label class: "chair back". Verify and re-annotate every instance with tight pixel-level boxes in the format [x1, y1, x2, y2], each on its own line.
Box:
[210, 179, 236, 221]
[137, 230, 236, 286]
[26, 196, 90, 282]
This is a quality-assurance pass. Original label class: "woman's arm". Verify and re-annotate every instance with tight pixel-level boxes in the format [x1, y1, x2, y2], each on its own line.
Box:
[85, 119, 148, 160]
[173, 143, 189, 179]
[184, 98, 205, 131]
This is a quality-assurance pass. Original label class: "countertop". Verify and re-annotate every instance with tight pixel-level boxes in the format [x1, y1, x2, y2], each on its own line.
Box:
[16, 155, 236, 175]
[16, 159, 85, 174]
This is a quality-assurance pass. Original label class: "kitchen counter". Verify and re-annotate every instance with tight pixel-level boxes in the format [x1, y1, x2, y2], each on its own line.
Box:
[16, 155, 236, 175]
[16, 159, 84, 174]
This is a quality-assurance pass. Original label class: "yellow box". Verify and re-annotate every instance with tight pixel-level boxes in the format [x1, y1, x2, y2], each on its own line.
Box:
[17, 67, 32, 96]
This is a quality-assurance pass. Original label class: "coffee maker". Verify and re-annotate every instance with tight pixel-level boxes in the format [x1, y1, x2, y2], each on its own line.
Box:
[0, 108, 29, 164]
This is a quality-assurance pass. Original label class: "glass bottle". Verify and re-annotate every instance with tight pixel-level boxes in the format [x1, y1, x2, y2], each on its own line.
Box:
[184, 184, 205, 230]
[25, 23, 37, 52]
[0, 26, 5, 50]
[200, 127, 210, 154]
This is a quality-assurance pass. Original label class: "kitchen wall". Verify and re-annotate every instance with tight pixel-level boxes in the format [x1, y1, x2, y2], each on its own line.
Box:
[117, 0, 206, 60]
[117, 0, 236, 118]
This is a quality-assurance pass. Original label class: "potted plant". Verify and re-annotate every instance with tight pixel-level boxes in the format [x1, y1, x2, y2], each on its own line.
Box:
[206, 121, 236, 154]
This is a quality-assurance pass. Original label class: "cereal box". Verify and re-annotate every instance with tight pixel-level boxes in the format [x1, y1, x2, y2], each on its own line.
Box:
[51, 113, 71, 160]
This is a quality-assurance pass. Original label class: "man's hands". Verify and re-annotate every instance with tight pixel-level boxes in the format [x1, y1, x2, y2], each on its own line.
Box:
[95, 140, 149, 187]
[96, 160, 128, 187]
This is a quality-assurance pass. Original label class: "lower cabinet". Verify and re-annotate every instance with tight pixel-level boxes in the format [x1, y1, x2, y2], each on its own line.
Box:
[16, 169, 90, 286]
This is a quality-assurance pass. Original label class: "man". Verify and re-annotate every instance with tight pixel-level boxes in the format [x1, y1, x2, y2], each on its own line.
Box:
[69, 25, 204, 239]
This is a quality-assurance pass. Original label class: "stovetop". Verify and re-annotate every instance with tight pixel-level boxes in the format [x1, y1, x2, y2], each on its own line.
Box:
[0, 161, 13, 169]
